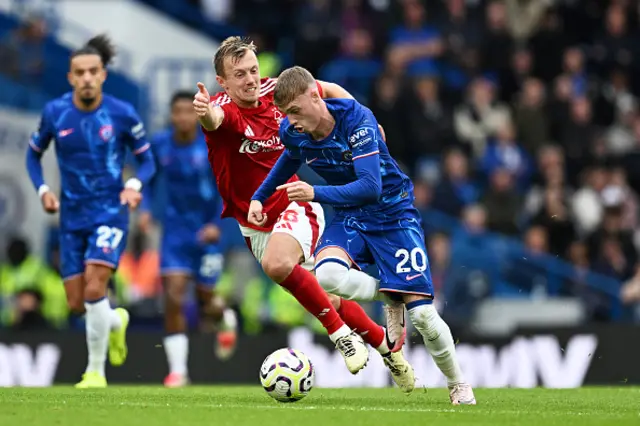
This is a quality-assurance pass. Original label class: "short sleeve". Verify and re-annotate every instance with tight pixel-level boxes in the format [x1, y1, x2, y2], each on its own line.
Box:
[124, 105, 149, 154]
[209, 94, 242, 133]
[29, 104, 54, 154]
[348, 111, 380, 161]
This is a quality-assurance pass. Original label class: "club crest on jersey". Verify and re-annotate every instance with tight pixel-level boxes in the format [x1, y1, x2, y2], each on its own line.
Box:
[99, 125, 114, 142]
[274, 108, 283, 125]
[342, 150, 353, 161]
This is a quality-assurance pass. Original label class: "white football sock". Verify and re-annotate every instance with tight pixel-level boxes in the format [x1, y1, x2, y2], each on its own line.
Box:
[408, 303, 464, 386]
[84, 298, 111, 376]
[164, 333, 189, 376]
[109, 308, 122, 331]
[315, 258, 378, 301]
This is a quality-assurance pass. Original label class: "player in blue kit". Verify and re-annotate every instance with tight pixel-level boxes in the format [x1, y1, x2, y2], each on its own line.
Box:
[25, 35, 156, 388]
[250, 66, 476, 405]
[138, 91, 238, 387]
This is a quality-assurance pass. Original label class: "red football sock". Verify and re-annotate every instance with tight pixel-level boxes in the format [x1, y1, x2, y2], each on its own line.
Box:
[279, 265, 344, 334]
[337, 299, 385, 348]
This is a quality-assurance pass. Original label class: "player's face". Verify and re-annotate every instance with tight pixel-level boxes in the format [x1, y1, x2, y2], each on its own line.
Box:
[68, 54, 106, 104]
[217, 50, 261, 107]
[281, 89, 323, 133]
[171, 98, 198, 134]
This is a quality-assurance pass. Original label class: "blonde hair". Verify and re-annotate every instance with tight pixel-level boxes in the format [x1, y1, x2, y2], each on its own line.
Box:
[213, 36, 257, 77]
[273, 66, 316, 108]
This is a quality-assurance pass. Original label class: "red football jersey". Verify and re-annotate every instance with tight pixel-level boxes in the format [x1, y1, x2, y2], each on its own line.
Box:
[203, 77, 298, 231]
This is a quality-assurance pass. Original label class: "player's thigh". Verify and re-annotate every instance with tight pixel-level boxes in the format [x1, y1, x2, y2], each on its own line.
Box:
[239, 226, 270, 264]
[196, 244, 224, 288]
[364, 218, 434, 299]
[269, 201, 325, 271]
[315, 213, 372, 270]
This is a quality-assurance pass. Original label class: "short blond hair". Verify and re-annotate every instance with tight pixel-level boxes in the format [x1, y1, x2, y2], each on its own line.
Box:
[274, 66, 316, 108]
[213, 36, 257, 77]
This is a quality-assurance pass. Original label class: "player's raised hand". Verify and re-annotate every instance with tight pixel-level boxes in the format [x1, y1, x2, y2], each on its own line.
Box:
[193, 82, 211, 117]
[277, 181, 315, 202]
[198, 223, 221, 243]
[41, 191, 59, 214]
[120, 188, 142, 210]
[248, 200, 267, 227]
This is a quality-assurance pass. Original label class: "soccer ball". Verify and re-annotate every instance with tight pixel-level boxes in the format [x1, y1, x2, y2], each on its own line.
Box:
[259, 348, 314, 403]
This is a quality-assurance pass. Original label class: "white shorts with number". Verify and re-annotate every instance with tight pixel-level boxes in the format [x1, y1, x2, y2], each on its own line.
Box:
[240, 201, 325, 271]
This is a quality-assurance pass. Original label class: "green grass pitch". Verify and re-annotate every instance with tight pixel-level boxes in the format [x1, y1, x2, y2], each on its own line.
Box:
[0, 386, 638, 426]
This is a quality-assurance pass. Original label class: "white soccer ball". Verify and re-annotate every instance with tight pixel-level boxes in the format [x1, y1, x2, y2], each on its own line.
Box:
[259, 348, 314, 403]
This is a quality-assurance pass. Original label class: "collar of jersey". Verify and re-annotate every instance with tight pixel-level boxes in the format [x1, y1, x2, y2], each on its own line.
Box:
[237, 100, 270, 115]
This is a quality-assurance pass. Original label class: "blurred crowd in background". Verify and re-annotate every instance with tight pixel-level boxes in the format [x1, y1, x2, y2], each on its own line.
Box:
[3, 0, 640, 334]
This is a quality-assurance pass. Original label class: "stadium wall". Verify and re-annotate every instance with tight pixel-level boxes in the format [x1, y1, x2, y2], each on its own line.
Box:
[0, 326, 636, 388]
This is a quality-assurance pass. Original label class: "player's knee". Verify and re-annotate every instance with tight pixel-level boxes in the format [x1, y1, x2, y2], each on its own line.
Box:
[165, 285, 186, 309]
[261, 254, 297, 283]
[314, 258, 349, 296]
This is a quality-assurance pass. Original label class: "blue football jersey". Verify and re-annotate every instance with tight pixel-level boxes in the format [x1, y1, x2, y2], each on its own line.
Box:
[279, 98, 414, 213]
[146, 129, 221, 234]
[29, 92, 149, 231]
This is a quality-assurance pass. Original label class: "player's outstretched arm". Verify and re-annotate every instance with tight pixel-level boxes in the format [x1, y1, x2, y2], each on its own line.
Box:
[252, 149, 302, 203]
[194, 82, 224, 131]
[314, 122, 383, 206]
[317, 81, 354, 100]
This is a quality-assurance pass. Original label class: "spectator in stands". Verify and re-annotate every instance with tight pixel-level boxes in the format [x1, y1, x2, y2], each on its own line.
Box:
[369, 73, 408, 168]
[560, 47, 590, 99]
[481, 168, 522, 235]
[561, 97, 600, 181]
[591, 4, 635, 78]
[387, 0, 443, 76]
[571, 164, 608, 237]
[404, 74, 458, 168]
[0, 236, 66, 328]
[454, 77, 511, 158]
[0, 14, 47, 84]
[431, 148, 479, 217]
[12, 289, 50, 331]
[514, 78, 550, 156]
[480, 120, 533, 191]
[530, 186, 577, 258]
[480, 0, 513, 74]
[524, 145, 574, 225]
[319, 28, 382, 104]
[436, 0, 483, 93]
[499, 47, 534, 103]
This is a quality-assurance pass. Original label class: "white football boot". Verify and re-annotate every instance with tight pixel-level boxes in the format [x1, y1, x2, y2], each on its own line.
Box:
[335, 331, 369, 374]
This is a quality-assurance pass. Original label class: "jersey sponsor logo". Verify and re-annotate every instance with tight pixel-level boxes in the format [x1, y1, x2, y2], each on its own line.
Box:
[239, 135, 284, 154]
[58, 128, 74, 138]
[131, 122, 145, 140]
[99, 124, 114, 142]
[349, 128, 373, 149]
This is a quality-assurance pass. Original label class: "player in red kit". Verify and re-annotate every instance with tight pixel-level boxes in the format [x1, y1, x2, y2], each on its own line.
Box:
[193, 36, 413, 388]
